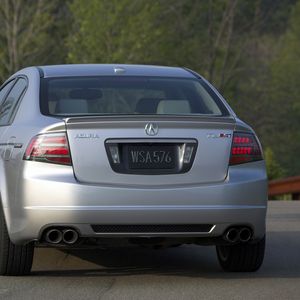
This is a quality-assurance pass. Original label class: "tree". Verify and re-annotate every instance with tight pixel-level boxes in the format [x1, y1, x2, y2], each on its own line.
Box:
[265, 147, 284, 180]
[67, 0, 165, 64]
[267, 1, 300, 176]
[0, 0, 70, 81]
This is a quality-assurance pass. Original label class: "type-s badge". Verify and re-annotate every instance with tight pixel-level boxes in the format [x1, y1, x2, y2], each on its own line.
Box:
[207, 133, 232, 138]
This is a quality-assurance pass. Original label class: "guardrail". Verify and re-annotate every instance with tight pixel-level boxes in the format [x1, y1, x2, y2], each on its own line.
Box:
[269, 176, 300, 200]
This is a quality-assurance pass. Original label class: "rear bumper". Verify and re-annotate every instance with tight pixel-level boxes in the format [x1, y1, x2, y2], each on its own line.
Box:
[6, 161, 267, 245]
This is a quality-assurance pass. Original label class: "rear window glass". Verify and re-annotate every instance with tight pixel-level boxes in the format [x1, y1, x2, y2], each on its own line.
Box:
[40, 76, 229, 116]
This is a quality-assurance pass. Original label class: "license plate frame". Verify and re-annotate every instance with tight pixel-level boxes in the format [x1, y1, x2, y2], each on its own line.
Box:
[105, 138, 197, 175]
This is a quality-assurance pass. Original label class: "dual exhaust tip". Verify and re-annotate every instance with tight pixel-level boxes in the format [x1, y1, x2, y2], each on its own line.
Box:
[224, 227, 252, 243]
[45, 228, 79, 245]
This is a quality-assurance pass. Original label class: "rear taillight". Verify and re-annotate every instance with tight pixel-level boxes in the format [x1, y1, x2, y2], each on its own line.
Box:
[229, 132, 263, 165]
[23, 133, 72, 165]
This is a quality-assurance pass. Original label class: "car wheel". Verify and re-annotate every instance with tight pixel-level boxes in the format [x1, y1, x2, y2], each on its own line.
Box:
[216, 236, 265, 272]
[0, 206, 34, 276]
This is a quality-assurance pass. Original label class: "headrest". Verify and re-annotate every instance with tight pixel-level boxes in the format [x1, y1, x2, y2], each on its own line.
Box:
[48, 92, 59, 101]
[69, 89, 102, 100]
[135, 98, 161, 113]
[157, 100, 191, 114]
[56, 98, 88, 114]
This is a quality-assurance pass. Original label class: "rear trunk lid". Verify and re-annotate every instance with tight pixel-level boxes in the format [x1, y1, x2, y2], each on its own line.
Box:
[65, 115, 235, 186]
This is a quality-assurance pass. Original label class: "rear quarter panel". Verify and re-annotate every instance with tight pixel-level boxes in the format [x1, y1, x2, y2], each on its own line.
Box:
[0, 67, 65, 235]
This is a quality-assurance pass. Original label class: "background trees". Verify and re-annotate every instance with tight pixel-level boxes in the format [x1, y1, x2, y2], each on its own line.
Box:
[0, 0, 299, 178]
[0, 0, 70, 81]
[268, 1, 300, 176]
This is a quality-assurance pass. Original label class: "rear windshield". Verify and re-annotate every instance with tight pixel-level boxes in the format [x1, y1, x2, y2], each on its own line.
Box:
[40, 76, 229, 117]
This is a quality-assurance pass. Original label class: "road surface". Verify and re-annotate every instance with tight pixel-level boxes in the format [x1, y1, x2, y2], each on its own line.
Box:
[0, 201, 299, 299]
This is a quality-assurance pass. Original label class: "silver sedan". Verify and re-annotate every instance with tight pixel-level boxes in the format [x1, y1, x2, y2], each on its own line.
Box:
[0, 64, 267, 275]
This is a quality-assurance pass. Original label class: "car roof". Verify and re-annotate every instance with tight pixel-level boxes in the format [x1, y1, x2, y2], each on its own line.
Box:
[37, 64, 196, 78]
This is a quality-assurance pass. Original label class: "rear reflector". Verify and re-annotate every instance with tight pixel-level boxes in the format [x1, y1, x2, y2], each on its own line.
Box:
[23, 133, 71, 165]
[229, 132, 263, 165]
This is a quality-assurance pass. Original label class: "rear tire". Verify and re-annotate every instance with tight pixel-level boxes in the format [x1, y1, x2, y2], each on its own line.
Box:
[216, 236, 265, 272]
[0, 206, 34, 276]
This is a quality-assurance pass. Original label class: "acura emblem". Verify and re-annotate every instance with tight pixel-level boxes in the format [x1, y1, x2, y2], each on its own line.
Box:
[145, 123, 159, 136]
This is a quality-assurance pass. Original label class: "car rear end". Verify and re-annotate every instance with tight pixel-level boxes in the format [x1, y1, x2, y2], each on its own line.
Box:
[2, 65, 268, 274]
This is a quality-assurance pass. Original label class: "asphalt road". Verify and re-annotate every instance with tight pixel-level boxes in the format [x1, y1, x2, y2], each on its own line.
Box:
[0, 201, 299, 300]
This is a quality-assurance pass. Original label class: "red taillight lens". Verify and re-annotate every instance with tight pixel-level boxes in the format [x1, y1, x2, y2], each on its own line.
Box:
[229, 132, 263, 165]
[24, 133, 72, 165]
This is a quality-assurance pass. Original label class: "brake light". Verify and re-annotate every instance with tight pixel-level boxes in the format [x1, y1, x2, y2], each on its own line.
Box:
[23, 133, 72, 165]
[229, 132, 262, 165]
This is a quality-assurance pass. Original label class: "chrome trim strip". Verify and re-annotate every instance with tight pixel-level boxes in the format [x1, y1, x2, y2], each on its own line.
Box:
[105, 138, 197, 144]
[24, 205, 267, 211]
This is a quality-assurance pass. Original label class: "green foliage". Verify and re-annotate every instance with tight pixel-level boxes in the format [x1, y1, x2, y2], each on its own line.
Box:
[264, 147, 284, 180]
[0, 0, 70, 81]
[67, 0, 165, 64]
[268, 1, 300, 176]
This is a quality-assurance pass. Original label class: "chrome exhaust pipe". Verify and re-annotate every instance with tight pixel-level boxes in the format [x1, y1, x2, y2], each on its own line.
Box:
[62, 229, 79, 245]
[239, 227, 252, 243]
[45, 229, 63, 244]
[224, 228, 239, 243]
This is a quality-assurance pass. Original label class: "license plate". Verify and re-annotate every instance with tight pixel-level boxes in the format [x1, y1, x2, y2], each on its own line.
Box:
[128, 145, 176, 169]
